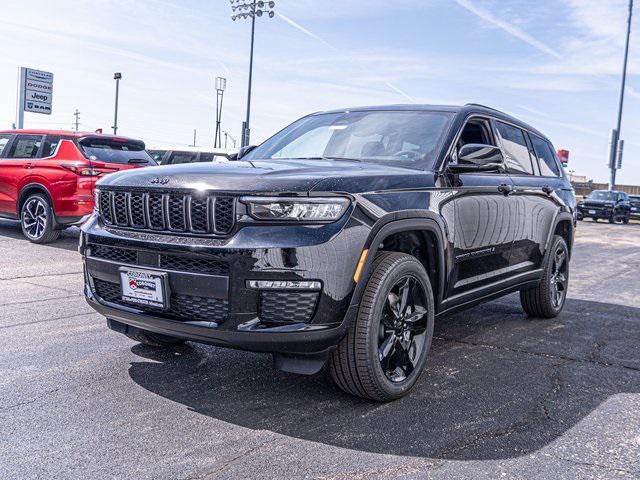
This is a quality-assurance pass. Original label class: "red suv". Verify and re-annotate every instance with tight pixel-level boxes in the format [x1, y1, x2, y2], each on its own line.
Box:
[0, 130, 155, 243]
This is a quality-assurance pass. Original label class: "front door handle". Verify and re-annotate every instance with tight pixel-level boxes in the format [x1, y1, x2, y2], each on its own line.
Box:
[498, 183, 515, 196]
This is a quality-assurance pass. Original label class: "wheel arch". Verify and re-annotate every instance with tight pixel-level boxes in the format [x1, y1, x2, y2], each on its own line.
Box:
[546, 212, 575, 260]
[18, 183, 56, 220]
[350, 214, 448, 312]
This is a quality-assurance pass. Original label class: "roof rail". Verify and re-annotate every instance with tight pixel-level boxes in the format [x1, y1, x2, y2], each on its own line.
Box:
[464, 103, 502, 113]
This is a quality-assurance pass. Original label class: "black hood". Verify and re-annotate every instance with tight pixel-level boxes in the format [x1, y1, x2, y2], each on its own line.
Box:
[96, 159, 437, 194]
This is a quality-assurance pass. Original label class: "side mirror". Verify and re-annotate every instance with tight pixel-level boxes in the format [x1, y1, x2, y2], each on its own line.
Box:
[449, 144, 504, 173]
[237, 145, 257, 160]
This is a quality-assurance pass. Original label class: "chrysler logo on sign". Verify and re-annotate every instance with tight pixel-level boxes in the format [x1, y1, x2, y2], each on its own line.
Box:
[150, 177, 170, 185]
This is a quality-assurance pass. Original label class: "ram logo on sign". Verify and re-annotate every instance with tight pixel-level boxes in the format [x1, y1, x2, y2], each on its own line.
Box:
[21, 68, 53, 115]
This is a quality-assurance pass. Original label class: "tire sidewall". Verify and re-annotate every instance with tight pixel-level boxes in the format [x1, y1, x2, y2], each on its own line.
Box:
[362, 256, 435, 398]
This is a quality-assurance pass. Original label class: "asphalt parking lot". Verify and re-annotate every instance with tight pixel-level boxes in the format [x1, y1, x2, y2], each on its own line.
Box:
[1, 220, 639, 480]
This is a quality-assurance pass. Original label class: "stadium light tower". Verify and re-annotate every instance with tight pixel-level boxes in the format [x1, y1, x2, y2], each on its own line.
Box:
[230, 0, 276, 147]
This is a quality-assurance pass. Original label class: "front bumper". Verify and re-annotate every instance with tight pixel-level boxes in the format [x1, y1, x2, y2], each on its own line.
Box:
[81, 213, 368, 356]
[577, 206, 613, 219]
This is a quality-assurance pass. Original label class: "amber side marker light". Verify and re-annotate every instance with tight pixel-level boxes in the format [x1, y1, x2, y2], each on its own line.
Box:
[353, 249, 369, 283]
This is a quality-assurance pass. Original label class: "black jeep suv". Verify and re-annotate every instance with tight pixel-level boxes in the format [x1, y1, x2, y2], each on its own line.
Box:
[577, 190, 631, 223]
[81, 104, 576, 401]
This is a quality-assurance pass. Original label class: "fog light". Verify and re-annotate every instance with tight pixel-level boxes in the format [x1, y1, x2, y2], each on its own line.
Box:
[247, 280, 321, 290]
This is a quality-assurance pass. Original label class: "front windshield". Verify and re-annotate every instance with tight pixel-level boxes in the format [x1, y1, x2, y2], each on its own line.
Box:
[243, 110, 453, 168]
[587, 191, 616, 201]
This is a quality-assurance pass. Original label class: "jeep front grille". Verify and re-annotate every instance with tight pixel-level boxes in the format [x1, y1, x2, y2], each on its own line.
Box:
[97, 190, 235, 235]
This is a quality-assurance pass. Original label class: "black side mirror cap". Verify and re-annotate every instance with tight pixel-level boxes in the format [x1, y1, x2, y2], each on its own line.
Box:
[449, 144, 504, 173]
[237, 145, 257, 160]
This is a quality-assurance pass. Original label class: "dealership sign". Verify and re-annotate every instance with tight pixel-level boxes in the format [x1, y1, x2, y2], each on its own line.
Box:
[21, 68, 53, 115]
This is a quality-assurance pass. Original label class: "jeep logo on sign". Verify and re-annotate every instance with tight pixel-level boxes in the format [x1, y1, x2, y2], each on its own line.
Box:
[150, 177, 170, 185]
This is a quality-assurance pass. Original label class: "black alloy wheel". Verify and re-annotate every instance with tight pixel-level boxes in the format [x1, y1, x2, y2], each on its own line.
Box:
[378, 275, 429, 383]
[330, 252, 435, 401]
[520, 235, 569, 318]
[549, 247, 568, 310]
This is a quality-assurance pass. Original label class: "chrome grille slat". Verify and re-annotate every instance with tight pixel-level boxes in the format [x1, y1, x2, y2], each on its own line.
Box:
[97, 190, 235, 236]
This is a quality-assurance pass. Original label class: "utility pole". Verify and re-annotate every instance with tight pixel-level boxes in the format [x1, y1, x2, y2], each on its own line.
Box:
[112, 72, 122, 135]
[73, 109, 81, 132]
[608, 0, 633, 190]
[215, 77, 227, 148]
[191, 129, 197, 147]
[230, 0, 276, 147]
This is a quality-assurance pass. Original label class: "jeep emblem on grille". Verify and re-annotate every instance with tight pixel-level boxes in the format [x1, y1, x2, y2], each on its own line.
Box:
[150, 177, 170, 185]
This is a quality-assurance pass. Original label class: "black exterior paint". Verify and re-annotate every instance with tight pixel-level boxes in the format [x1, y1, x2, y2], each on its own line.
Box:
[81, 104, 576, 371]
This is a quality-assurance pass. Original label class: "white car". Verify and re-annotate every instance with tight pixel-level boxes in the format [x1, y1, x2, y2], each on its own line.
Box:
[146, 145, 231, 165]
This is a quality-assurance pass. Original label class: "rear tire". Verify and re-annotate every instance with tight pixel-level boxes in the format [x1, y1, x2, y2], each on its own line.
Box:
[329, 252, 435, 402]
[623, 216, 630, 224]
[520, 235, 569, 319]
[125, 327, 185, 347]
[20, 193, 60, 244]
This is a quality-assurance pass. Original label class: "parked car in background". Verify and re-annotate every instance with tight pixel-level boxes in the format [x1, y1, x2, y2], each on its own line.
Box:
[82, 104, 576, 401]
[576, 190, 631, 224]
[629, 195, 640, 220]
[0, 130, 155, 243]
[147, 146, 229, 165]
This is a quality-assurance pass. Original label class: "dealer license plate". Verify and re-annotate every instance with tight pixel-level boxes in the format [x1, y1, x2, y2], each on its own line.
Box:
[588, 210, 596, 215]
[120, 268, 167, 309]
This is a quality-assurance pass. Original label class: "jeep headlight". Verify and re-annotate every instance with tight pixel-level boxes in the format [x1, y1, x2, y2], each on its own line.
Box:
[242, 197, 350, 222]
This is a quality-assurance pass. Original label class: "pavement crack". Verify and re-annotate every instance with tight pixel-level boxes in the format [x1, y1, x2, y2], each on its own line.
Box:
[0, 387, 60, 412]
[182, 440, 273, 479]
[434, 336, 640, 373]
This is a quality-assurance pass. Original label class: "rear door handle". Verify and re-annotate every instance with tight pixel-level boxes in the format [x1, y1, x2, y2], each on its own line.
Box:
[24, 162, 34, 169]
[498, 183, 515, 196]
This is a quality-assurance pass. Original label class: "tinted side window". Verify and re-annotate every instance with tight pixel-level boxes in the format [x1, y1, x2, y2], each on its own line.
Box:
[495, 122, 534, 175]
[530, 135, 560, 177]
[43, 135, 61, 157]
[198, 153, 214, 162]
[167, 152, 198, 165]
[0, 134, 12, 157]
[148, 150, 167, 164]
[8, 135, 43, 159]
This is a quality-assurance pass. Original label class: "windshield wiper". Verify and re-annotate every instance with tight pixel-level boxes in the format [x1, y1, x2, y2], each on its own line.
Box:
[322, 156, 361, 162]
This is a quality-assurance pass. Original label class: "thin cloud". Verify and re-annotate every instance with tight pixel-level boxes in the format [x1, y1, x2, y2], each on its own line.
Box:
[277, 12, 336, 50]
[453, 0, 563, 59]
[276, 11, 415, 103]
[384, 82, 416, 103]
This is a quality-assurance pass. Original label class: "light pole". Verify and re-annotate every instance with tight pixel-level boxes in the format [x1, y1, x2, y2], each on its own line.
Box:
[230, 0, 276, 147]
[223, 130, 237, 150]
[608, 0, 633, 190]
[215, 76, 227, 148]
[112, 72, 122, 135]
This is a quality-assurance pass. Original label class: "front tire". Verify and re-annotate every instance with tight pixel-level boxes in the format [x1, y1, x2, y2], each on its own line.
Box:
[329, 252, 435, 402]
[520, 235, 569, 318]
[20, 194, 60, 244]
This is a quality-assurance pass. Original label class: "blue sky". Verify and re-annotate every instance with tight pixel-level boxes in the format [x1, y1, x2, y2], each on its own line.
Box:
[0, 0, 638, 184]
